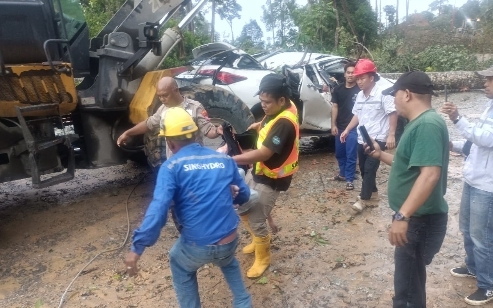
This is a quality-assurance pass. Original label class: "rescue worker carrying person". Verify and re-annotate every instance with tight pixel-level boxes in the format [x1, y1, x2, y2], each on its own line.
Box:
[125, 107, 252, 308]
[117, 76, 222, 169]
[233, 73, 300, 278]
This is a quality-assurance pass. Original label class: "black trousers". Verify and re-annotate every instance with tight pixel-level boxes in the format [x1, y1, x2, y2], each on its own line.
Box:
[393, 213, 448, 308]
[357, 141, 386, 200]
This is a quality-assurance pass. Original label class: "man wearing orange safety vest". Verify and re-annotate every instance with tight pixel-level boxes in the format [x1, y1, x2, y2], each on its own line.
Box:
[233, 74, 300, 278]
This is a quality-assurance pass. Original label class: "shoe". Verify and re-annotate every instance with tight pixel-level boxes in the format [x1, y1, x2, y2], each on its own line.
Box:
[351, 196, 366, 212]
[246, 234, 271, 278]
[464, 288, 493, 306]
[450, 267, 476, 278]
[346, 182, 354, 190]
[331, 174, 346, 181]
[371, 191, 379, 201]
[239, 215, 255, 254]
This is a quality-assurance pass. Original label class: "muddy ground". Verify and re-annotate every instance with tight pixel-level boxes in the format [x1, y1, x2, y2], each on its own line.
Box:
[1, 91, 492, 308]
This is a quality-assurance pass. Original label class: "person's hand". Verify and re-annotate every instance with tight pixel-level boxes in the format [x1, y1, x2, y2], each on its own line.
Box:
[331, 125, 339, 136]
[363, 137, 382, 159]
[125, 251, 140, 276]
[247, 122, 261, 132]
[388, 220, 409, 247]
[441, 102, 460, 122]
[216, 125, 223, 135]
[267, 215, 279, 234]
[117, 132, 130, 147]
[340, 130, 348, 143]
[230, 185, 239, 198]
[322, 84, 329, 93]
[386, 134, 396, 150]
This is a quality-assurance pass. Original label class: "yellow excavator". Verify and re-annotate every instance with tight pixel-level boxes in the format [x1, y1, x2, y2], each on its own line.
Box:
[0, 0, 254, 188]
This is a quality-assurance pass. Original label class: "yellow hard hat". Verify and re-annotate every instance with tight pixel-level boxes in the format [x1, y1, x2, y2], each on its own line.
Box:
[159, 107, 198, 138]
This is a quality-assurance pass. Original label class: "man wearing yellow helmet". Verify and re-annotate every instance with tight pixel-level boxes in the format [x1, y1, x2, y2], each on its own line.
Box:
[117, 77, 222, 168]
[125, 107, 252, 308]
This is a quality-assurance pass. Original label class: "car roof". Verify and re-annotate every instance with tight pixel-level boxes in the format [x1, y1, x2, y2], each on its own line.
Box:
[192, 42, 246, 59]
[260, 52, 345, 70]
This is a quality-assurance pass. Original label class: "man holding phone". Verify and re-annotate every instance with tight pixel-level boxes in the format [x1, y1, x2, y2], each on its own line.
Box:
[364, 71, 449, 307]
[340, 59, 397, 212]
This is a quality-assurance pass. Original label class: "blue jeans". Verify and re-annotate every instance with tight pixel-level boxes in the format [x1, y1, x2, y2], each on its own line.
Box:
[335, 128, 358, 182]
[393, 213, 448, 308]
[169, 236, 252, 308]
[459, 182, 493, 290]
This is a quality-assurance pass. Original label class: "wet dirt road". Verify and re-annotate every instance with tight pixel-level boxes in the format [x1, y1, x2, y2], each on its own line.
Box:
[1, 92, 492, 308]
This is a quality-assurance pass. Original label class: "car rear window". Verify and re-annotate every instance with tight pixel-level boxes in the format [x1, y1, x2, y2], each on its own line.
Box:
[237, 55, 264, 69]
[190, 51, 240, 67]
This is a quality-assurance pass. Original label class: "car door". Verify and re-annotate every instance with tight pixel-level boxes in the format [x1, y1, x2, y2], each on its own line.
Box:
[299, 65, 332, 131]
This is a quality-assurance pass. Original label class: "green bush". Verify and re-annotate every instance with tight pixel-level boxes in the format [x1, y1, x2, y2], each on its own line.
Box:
[373, 37, 480, 72]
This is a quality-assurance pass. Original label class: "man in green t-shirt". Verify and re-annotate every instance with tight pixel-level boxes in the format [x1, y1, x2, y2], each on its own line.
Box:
[364, 71, 449, 308]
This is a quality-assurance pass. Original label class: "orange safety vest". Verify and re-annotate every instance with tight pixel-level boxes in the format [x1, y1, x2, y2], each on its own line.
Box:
[255, 102, 300, 178]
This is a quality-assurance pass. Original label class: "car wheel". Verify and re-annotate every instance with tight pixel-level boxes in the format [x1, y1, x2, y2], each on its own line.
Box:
[180, 85, 255, 134]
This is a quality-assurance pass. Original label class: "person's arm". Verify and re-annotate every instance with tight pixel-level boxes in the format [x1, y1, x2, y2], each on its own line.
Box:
[125, 164, 175, 275]
[450, 140, 466, 153]
[233, 119, 294, 165]
[331, 103, 339, 136]
[131, 165, 176, 254]
[340, 115, 359, 142]
[382, 95, 397, 149]
[230, 161, 251, 205]
[365, 138, 394, 165]
[442, 102, 493, 148]
[386, 111, 398, 149]
[117, 121, 149, 146]
[233, 146, 274, 166]
[388, 166, 441, 247]
[195, 104, 221, 139]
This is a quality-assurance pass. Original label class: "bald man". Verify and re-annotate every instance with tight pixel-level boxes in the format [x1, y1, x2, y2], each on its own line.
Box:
[117, 77, 222, 168]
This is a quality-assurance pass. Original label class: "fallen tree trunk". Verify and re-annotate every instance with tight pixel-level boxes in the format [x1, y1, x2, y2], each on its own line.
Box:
[380, 71, 485, 91]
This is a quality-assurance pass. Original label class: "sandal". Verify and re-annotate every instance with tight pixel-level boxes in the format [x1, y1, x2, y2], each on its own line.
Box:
[346, 182, 354, 190]
[331, 175, 346, 181]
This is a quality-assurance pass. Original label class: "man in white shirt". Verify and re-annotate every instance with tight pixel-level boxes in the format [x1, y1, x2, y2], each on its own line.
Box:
[340, 59, 397, 212]
[443, 65, 493, 306]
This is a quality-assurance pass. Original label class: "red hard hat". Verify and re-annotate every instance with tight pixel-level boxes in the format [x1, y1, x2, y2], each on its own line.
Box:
[353, 59, 377, 76]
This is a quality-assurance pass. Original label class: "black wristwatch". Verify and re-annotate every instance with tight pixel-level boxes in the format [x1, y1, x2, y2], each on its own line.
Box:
[453, 116, 462, 124]
[394, 212, 410, 222]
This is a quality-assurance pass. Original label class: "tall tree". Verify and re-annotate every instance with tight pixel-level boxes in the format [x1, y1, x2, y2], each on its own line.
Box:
[236, 19, 265, 52]
[262, 0, 297, 47]
[217, 0, 242, 41]
[396, 0, 399, 24]
[383, 5, 396, 27]
[210, 0, 242, 42]
[334, 0, 341, 49]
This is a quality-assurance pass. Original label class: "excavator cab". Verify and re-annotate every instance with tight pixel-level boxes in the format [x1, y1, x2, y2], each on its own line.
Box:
[0, 0, 90, 77]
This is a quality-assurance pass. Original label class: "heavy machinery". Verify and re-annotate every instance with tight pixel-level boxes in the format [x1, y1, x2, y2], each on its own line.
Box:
[0, 0, 254, 188]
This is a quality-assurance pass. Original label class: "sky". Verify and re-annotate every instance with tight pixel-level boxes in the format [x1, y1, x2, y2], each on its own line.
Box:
[209, 0, 470, 42]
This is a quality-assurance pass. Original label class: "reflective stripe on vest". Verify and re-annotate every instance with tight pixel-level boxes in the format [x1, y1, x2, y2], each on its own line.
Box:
[255, 103, 300, 179]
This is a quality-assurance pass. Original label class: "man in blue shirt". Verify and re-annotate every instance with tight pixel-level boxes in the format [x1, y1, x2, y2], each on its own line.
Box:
[124, 107, 252, 308]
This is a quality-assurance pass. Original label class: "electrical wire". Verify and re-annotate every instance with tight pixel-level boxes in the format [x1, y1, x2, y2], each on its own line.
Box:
[57, 175, 146, 308]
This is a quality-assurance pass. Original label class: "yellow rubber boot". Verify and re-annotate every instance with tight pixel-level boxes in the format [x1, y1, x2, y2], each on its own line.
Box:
[240, 215, 255, 254]
[246, 234, 271, 278]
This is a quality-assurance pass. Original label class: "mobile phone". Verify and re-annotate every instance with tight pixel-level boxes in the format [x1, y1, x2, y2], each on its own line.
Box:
[358, 125, 375, 151]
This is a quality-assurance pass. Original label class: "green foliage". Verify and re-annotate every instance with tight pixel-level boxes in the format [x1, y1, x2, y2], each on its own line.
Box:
[159, 28, 210, 69]
[80, 0, 126, 37]
[374, 36, 480, 72]
[236, 20, 265, 53]
[262, 0, 298, 48]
